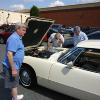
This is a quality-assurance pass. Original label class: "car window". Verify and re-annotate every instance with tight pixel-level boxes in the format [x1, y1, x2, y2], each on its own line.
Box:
[58, 47, 84, 64]
[52, 25, 59, 28]
[51, 24, 62, 29]
[88, 32, 100, 39]
[74, 49, 100, 73]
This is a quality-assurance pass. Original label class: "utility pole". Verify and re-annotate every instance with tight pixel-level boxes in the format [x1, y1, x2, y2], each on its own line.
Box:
[21, 14, 22, 23]
[6, 13, 10, 24]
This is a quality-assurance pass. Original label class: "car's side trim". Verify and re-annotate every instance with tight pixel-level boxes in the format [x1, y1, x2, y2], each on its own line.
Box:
[37, 76, 100, 100]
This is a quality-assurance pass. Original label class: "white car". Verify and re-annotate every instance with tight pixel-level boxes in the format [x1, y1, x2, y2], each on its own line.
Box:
[20, 17, 100, 100]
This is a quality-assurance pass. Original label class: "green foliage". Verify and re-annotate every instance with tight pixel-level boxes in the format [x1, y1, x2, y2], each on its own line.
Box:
[30, 5, 40, 17]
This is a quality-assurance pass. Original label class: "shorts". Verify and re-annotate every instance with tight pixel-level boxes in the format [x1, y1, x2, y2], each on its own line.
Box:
[3, 65, 19, 89]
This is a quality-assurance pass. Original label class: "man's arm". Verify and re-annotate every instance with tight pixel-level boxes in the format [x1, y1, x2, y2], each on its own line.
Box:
[7, 51, 17, 77]
[47, 41, 52, 50]
[84, 34, 88, 40]
[47, 34, 53, 50]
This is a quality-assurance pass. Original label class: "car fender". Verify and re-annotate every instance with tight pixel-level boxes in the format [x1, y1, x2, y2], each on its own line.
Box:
[23, 56, 54, 84]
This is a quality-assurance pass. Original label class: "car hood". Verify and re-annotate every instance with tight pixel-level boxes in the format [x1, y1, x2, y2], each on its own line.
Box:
[23, 17, 54, 48]
[48, 48, 69, 62]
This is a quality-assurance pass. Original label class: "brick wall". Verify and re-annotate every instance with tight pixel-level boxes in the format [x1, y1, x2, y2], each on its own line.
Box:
[40, 7, 100, 27]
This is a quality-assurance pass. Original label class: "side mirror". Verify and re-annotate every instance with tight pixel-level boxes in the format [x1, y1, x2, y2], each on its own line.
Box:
[67, 61, 73, 69]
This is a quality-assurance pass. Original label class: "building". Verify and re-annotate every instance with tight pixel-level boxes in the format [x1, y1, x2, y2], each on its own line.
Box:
[0, 9, 29, 25]
[40, 2, 100, 27]
[20, 2, 100, 28]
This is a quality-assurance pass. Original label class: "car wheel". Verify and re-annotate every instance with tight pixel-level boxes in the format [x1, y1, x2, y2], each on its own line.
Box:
[0, 36, 4, 44]
[19, 64, 37, 88]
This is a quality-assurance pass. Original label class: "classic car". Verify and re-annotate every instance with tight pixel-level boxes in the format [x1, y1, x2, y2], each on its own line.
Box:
[0, 24, 15, 44]
[19, 17, 100, 100]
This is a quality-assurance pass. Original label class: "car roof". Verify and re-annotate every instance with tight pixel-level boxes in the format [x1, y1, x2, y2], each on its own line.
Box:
[88, 31, 100, 36]
[76, 40, 100, 49]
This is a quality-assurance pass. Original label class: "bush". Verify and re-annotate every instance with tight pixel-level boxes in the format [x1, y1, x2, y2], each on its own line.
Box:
[30, 5, 40, 17]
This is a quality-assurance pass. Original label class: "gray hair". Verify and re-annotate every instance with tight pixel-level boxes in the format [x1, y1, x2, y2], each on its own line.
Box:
[73, 26, 81, 33]
[15, 23, 27, 30]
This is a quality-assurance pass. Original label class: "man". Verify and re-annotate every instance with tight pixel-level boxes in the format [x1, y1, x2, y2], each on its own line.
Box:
[48, 32, 64, 51]
[73, 26, 88, 46]
[2, 23, 27, 100]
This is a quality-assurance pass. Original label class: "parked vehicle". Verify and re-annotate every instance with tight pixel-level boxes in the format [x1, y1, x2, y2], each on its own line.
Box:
[63, 30, 100, 48]
[81, 27, 100, 34]
[19, 17, 100, 100]
[50, 24, 64, 30]
[43, 25, 73, 42]
[87, 31, 100, 39]
[50, 24, 66, 34]
[0, 24, 15, 44]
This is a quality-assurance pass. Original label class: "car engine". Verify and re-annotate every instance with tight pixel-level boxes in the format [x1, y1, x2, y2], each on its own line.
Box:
[25, 47, 54, 59]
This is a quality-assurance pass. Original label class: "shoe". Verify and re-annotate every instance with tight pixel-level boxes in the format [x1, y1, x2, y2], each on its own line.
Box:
[17, 94, 24, 100]
[12, 94, 24, 100]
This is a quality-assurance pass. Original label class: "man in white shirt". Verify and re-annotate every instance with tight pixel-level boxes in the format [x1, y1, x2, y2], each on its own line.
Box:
[48, 32, 64, 50]
[73, 26, 88, 46]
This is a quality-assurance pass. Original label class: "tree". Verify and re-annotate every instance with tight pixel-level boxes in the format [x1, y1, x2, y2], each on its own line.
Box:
[30, 5, 40, 17]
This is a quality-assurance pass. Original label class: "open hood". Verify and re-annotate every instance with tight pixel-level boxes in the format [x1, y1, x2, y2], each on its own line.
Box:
[23, 17, 54, 48]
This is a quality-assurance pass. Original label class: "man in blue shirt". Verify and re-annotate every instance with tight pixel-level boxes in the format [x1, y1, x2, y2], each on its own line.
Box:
[73, 26, 88, 46]
[2, 23, 27, 100]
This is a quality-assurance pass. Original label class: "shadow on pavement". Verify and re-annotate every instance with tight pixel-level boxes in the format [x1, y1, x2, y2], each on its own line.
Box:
[0, 73, 12, 100]
[0, 72, 77, 100]
[30, 85, 77, 100]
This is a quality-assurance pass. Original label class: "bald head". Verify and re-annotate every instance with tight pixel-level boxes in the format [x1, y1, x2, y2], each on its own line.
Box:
[55, 33, 61, 39]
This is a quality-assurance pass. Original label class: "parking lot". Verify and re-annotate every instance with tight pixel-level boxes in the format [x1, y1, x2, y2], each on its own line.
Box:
[0, 44, 77, 100]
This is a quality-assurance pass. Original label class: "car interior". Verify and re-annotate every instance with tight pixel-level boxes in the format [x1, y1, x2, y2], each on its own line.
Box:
[74, 49, 100, 73]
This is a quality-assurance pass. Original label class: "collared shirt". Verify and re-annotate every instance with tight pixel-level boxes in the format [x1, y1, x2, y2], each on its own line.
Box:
[48, 33, 64, 47]
[2, 32, 24, 70]
[73, 31, 88, 46]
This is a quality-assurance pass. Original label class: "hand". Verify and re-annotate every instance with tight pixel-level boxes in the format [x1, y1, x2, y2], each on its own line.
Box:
[12, 69, 18, 77]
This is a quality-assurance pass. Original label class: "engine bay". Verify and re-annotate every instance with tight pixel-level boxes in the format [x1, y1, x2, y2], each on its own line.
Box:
[25, 46, 66, 59]
[25, 47, 54, 58]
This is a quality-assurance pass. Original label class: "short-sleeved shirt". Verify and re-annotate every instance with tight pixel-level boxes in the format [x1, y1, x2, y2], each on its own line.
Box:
[73, 31, 88, 46]
[2, 32, 24, 70]
[48, 33, 64, 47]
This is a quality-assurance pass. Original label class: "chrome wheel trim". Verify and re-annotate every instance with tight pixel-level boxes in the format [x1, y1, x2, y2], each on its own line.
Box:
[20, 69, 31, 87]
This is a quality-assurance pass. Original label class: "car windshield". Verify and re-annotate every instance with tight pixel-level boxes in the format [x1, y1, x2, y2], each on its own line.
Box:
[58, 47, 85, 64]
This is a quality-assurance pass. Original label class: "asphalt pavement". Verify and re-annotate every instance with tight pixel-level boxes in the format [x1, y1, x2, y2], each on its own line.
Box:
[0, 44, 77, 100]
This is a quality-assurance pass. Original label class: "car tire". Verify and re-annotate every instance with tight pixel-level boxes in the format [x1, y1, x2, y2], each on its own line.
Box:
[19, 64, 37, 88]
[0, 36, 4, 44]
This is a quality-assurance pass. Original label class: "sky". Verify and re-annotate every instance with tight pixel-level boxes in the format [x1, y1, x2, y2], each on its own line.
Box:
[0, 0, 100, 11]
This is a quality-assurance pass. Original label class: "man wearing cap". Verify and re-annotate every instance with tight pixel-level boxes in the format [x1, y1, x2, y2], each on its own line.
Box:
[73, 26, 88, 46]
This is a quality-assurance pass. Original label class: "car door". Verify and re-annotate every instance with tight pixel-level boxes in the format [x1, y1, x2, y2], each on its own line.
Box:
[49, 48, 100, 100]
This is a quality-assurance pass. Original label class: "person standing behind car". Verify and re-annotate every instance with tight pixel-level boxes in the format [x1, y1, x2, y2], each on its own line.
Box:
[48, 32, 64, 50]
[2, 23, 27, 100]
[73, 26, 88, 46]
